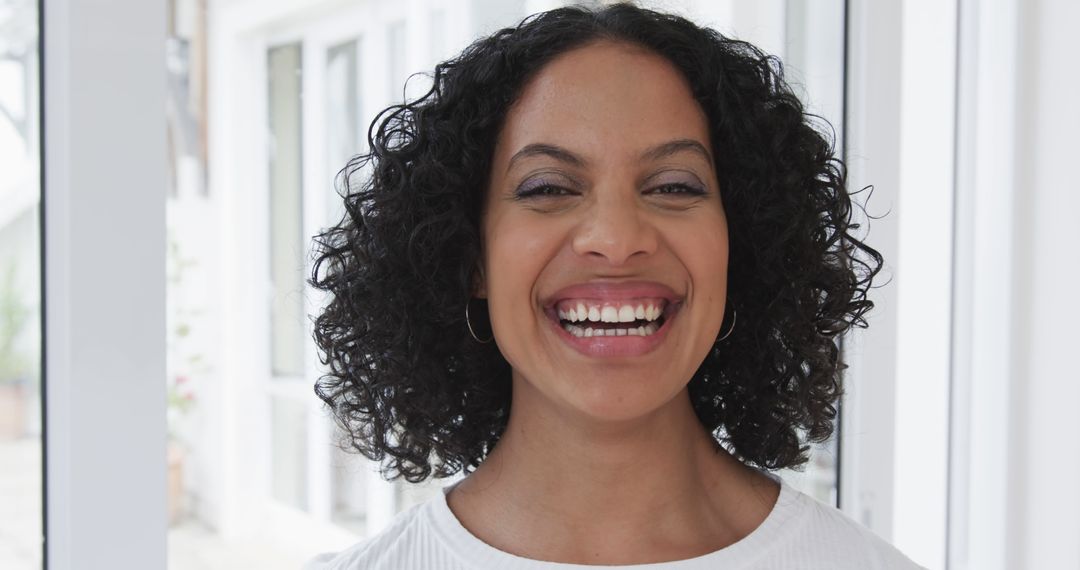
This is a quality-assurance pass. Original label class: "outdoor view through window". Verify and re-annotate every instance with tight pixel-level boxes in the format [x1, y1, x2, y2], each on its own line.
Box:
[0, 0, 43, 568]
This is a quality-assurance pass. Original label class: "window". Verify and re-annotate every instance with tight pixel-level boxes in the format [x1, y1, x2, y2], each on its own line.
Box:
[0, 0, 42, 567]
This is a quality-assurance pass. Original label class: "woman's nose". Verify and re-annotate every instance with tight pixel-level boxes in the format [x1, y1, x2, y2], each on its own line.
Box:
[570, 190, 658, 266]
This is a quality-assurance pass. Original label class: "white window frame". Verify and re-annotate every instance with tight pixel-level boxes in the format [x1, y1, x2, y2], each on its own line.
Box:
[840, 0, 904, 540]
[841, 3, 955, 569]
[948, 0, 1022, 568]
[892, 0, 957, 567]
[43, 0, 167, 568]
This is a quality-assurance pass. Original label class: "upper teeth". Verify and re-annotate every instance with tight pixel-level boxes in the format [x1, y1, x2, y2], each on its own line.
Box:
[555, 299, 666, 323]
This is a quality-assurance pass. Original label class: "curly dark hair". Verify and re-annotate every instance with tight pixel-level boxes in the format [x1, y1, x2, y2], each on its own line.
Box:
[308, 2, 883, 483]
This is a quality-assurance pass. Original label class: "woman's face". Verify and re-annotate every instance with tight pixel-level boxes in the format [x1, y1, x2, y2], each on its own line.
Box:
[479, 40, 729, 423]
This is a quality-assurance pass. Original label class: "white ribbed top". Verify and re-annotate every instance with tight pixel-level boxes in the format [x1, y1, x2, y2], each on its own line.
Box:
[306, 473, 925, 569]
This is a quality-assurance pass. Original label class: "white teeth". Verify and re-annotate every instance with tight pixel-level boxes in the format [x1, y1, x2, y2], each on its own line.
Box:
[558, 300, 668, 323]
[600, 306, 619, 323]
[561, 323, 663, 338]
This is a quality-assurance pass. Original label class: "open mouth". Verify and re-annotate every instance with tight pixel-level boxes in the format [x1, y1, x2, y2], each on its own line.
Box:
[548, 298, 674, 338]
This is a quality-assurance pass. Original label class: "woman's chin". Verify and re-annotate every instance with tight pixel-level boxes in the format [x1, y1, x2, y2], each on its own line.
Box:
[550, 372, 689, 426]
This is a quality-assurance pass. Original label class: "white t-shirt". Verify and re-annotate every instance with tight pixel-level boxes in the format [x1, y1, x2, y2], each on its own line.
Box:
[305, 473, 926, 569]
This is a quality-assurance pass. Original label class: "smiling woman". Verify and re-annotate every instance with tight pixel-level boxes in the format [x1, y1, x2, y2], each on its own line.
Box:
[306, 3, 918, 569]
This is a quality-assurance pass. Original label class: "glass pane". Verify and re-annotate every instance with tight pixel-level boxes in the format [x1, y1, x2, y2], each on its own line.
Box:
[271, 396, 309, 510]
[385, 21, 406, 102]
[428, 8, 446, 64]
[470, 0, 526, 37]
[326, 39, 360, 226]
[324, 38, 371, 532]
[268, 42, 305, 378]
[0, 0, 43, 567]
[330, 444, 367, 533]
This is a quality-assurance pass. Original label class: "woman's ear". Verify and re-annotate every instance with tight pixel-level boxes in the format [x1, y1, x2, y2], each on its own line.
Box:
[472, 264, 487, 299]
[473, 227, 488, 299]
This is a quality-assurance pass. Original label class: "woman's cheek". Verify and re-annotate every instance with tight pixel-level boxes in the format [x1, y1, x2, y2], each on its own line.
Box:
[487, 217, 542, 310]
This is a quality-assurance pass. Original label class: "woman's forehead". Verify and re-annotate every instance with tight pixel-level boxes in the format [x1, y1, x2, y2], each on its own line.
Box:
[492, 41, 713, 168]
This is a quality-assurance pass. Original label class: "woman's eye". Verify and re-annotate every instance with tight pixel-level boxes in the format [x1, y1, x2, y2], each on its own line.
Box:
[515, 184, 575, 199]
[514, 182, 707, 200]
[649, 183, 707, 196]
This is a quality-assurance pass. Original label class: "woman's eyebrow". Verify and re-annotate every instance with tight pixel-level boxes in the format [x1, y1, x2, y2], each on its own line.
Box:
[506, 138, 712, 174]
[641, 138, 713, 164]
[506, 143, 587, 173]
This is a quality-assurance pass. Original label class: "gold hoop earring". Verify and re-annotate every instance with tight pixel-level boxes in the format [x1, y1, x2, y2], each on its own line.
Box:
[716, 303, 737, 342]
[465, 300, 493, 344]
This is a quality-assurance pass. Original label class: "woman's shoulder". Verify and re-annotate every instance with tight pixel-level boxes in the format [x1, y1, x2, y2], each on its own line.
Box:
[302, 497, 446, 570]
[768, 486, 927, 570]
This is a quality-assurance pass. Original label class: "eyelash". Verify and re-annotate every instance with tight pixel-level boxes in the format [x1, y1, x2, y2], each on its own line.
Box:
[515, 183, 706, 199]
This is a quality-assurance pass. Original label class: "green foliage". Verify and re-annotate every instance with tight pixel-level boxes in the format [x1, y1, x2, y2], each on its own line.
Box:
[165, 226, 210, 443]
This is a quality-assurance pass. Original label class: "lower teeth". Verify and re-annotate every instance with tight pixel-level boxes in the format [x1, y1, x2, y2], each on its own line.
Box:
[561, 322, 660, 338]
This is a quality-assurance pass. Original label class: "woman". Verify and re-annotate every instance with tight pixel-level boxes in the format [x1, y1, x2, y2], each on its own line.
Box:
[307, 3, 920, 569]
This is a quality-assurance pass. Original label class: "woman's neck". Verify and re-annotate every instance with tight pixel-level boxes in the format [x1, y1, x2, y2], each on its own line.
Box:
[445, 380, 780, 565]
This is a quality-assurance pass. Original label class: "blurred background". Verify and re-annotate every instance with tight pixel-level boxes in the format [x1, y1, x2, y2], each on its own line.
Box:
[2, 0, 1077, 569]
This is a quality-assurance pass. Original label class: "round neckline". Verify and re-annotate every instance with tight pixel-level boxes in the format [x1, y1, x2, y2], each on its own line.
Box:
[426, 471, 805, 569]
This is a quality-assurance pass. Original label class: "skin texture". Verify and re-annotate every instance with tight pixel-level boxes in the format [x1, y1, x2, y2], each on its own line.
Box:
[447, 40, 780, 565]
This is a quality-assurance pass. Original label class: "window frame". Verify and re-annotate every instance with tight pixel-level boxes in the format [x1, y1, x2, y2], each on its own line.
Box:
[42, 0, 168, 567]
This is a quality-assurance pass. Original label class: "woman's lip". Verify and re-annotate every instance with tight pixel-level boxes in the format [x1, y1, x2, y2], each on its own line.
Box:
[546, 301, 681, 358]
[544, 280, 682, 308]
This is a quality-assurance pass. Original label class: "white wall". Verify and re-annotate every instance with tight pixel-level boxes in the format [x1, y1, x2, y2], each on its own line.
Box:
[948, 0, 1080, 568]
[1008, 0, 1080, 567]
